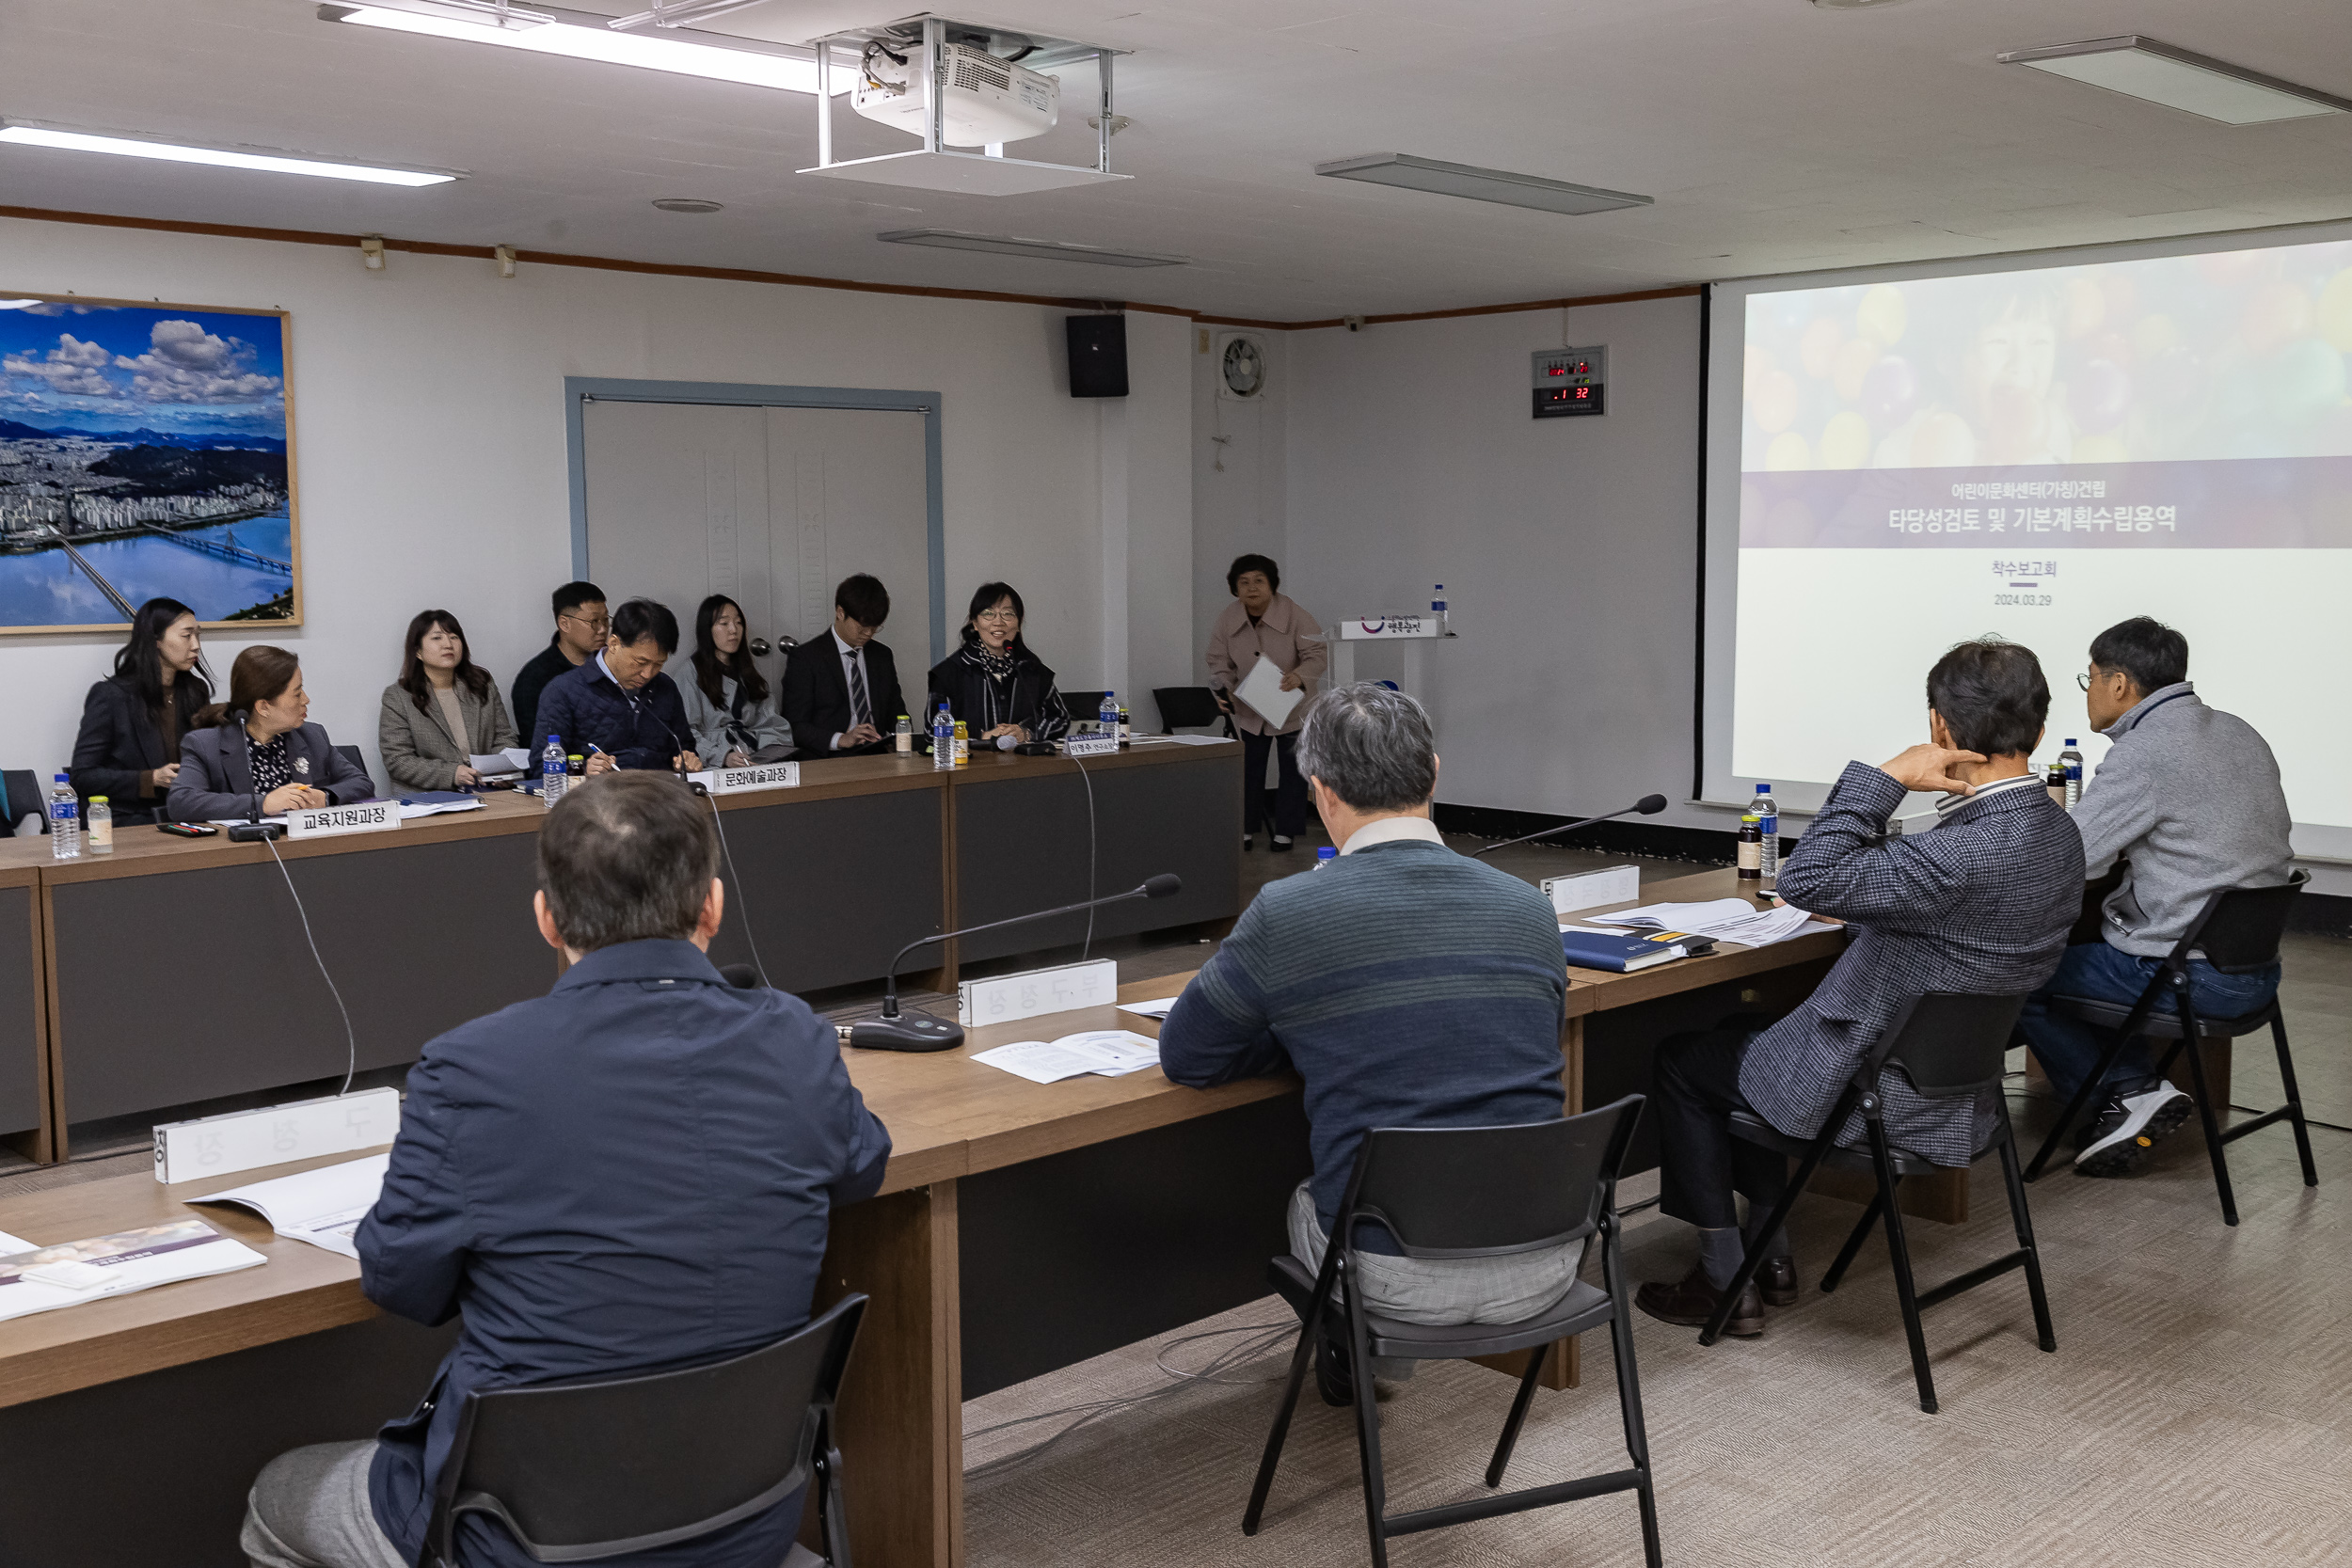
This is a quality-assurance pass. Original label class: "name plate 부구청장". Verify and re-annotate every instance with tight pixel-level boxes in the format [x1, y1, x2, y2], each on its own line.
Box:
[705, 762, 801, 795]
[286, 800, 401, 840]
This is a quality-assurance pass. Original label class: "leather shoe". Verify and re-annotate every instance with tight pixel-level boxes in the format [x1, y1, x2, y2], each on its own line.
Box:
[1757, 1256, 1799, 1308]
[1314, 1323, 1356, 1407]
[1635, 1262, 1764, 1338]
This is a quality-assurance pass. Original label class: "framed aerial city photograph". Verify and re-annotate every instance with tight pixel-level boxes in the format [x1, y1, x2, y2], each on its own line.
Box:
[0, 293, 298, 633]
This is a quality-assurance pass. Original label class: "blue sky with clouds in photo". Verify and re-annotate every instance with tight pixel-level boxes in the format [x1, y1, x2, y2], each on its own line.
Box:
[0, 298, 287, 436]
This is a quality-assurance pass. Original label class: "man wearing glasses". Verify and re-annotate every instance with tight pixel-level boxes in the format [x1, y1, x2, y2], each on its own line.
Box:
[2016, 616, 2294, 1178]
[510, 581, 608, 748]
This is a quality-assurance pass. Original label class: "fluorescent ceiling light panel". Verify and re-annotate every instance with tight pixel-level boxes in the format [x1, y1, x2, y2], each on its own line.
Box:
[1997, 36, 2350, 124]
[323, 4, 852, 95]
[0, 121, 459, 185]
[877, 230, 1184, 267]
[1315, 153, 1652, 216]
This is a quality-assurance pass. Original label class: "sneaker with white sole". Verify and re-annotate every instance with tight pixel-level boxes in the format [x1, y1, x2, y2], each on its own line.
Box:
[2075, 1082, 2193, 1177]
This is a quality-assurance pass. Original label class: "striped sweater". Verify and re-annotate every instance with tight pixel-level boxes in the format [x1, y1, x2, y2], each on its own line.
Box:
[1159, 839, 1568, 1246]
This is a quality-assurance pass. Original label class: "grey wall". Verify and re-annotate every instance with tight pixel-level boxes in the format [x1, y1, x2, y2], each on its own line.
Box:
[1283, 296, 1710, 829]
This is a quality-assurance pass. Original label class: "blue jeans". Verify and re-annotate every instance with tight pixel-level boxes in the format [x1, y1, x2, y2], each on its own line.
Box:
[2017, 942, 2281, 1103]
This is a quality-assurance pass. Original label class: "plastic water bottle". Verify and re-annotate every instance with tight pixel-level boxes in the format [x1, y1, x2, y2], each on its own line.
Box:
[931, 704, 953, 770]
[2059, 739, 2084, 809]
[542, 735, 566, 809]
[48, 775, 80, 860]
[1099, 691, 1119, 736]
[1432, 584, 1448, 635]
[1314, 846, 1337, 869]
[1752, 783, 1779, 884]
[87, 795, 113, 855]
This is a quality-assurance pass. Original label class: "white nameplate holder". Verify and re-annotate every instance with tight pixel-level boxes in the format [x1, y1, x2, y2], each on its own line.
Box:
[1064, 734, 1118, 758]
[286, 800, 401, 840]
[701, 762, 802, 795]
[1541, 864, 1643, 917]
[154, 1085, 401, 1185]
[1336, 614, 1442, 640]
[959, 958, 1120, 1029]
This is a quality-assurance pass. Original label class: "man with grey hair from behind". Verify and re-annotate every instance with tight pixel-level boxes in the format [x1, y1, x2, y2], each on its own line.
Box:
[1160, 684, 1577, 1406]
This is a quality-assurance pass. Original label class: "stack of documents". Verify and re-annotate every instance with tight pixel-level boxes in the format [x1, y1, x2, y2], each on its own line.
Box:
[975, 1030, 1163, 1084]
[1232, 657, 1303, 729]
[1583, 898, 1830, 948]
[0, 1219, 266, 1323]
[470, 749, 534, 777]
[189, 1153, 389, 1260]
[398, 793, 485, 819]
[1117, 996, 1182, 1020]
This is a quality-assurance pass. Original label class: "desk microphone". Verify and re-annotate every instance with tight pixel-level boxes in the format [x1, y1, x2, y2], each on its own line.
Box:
[226, 709, 286, 843]
[1471, 793, 1668, 857]
[850, 874, 1183, 1052]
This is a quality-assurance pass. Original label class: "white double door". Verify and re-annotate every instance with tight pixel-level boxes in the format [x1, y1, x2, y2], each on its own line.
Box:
[580, 400, 932, 686]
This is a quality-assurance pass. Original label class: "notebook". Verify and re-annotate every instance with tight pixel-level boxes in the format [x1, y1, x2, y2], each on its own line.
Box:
[1561, 927, 1716, 974]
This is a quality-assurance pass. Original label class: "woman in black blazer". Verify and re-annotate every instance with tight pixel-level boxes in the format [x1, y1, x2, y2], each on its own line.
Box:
[927, 581, 1071, 750]
[168, 645, 374, 822]
[70, 597, 214, 825]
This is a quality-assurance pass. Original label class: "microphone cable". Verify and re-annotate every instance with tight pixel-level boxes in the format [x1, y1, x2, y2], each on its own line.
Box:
[694, 782, 774, 991]
[1062, 744, 1100, 960]
[263, 832, 359, 1098]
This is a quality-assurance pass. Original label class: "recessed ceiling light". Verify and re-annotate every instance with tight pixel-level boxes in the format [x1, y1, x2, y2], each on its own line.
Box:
[1314, 154, 1652, 216]
[651, 197, 723, 213]
[1811, 0, 1917, 9]
[876, 230, 1185, 267]
[320, 3, 853, 96]
[0, 119, 461, 185]
[1998, 36, 2350, 125]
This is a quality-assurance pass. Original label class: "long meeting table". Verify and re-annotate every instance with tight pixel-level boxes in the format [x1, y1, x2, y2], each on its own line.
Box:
[0, 739, 1243, 1160]
[0, 866, 1856, 1568]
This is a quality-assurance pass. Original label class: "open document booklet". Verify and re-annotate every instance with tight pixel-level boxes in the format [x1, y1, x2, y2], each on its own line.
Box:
[0, 1219, 266, 1323]
[188, 1153, 390, 1261]
[974, 1030, 1163, 1085]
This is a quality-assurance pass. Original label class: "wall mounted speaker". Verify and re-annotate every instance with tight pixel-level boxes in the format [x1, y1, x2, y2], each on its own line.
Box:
[1066, 313, 1129, 399]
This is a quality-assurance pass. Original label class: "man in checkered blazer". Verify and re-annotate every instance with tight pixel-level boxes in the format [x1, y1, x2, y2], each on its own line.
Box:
[1637, 639, 2083, 1338]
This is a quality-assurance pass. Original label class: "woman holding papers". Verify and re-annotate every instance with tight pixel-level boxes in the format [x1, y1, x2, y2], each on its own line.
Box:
[378, 610, 519, 791]
[171, 646, 374, 821]
[69, 596, 215, 825]
[681, 594, 795, 768]
[928, 581, 1072, 748]
[1205, 554, 1325, 851]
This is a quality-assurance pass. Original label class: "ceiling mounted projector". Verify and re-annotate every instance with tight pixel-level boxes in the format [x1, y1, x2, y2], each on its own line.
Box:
[853, 39, 1057, 147]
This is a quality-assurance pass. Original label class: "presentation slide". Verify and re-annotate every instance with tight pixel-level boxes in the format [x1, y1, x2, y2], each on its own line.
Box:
[1717, 235, 2352, 840]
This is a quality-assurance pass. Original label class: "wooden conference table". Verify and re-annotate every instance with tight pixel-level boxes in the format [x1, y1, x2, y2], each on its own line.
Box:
[0, 867, 1846, 1568]
[0, 739, 1241, 1161]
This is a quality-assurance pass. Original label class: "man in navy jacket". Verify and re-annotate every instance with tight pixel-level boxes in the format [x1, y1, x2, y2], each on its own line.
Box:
[240, 771, 891, 1568]
[532, 596, 700, 773]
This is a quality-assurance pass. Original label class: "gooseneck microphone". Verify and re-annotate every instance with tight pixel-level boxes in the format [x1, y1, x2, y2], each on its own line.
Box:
[1471, 793, 1668, 858]
[226, 709, 286, 843]
[850, 874, 1183, 1053]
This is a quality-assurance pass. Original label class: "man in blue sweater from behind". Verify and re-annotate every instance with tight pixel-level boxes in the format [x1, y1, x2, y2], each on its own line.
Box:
[1160, 683, 1575, 1403]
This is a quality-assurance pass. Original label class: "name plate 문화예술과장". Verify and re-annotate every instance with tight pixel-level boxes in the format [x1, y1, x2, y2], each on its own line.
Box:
[286, 800, 402, 840]
[703, 762, 802, 795]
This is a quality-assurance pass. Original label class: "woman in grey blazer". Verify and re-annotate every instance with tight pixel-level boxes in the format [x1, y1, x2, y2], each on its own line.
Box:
[169, 646, 374, 821]
[379, 609, 519, 791]
[680, 594, 794, 768]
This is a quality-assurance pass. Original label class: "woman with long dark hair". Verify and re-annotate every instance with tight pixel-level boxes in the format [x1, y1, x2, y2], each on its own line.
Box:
[70, 597, 215, 825]
[926, 582, 1070, 749]
[679, 594, 793, 768]
[378, 609, 518, 791]
[171, 646, 373, 821]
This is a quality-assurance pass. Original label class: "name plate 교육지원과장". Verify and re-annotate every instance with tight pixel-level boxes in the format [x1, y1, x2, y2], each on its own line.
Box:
[286, 800, 401, 840]
[705, 762, 802, 794]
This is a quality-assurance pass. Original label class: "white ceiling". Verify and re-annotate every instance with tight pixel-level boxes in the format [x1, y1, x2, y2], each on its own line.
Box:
[5, 0, 2352, 321]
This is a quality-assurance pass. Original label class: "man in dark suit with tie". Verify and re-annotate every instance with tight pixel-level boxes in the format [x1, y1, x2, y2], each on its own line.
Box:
[782, 574, 908, 759]
[1636, 638, 2083, 1338]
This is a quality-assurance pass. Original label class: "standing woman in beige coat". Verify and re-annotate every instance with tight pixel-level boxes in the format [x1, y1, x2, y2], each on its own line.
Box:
[379, 609, 519, 791]
[1205, 553, 1326, 851]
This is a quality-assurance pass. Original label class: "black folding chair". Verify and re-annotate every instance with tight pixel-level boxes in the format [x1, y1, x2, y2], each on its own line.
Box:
[1151, 686, 1232, 736]
[1061, 690, 1109, 724]
[422, 1293, 865, 1566]
[1, 769, 46, 834]
[1244, 1098, 1661, 1568]
[1699, 993, 2055, 1415]
[2022, 871, 2315, 1226]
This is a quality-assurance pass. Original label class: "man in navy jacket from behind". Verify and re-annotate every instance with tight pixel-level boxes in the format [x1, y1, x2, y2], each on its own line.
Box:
[240, 771, 891, 1568]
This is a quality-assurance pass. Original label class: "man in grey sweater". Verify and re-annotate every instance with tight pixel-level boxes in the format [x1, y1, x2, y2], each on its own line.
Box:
[2017, 617, 2295, 1177]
